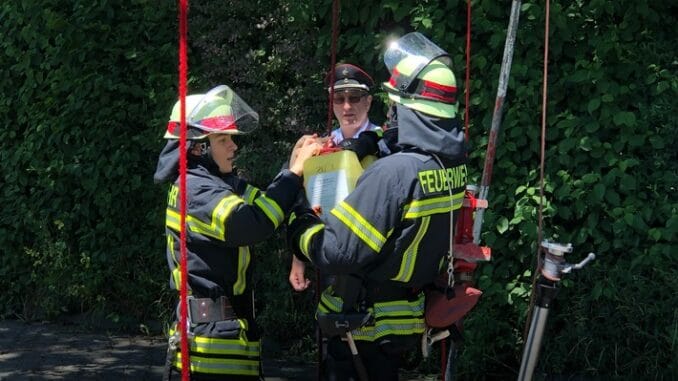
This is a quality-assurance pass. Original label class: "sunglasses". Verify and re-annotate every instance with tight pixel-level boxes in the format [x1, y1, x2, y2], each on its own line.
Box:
[333, 93, 366, 105]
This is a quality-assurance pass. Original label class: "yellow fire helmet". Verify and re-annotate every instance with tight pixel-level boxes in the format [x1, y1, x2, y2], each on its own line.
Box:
[164, 85, 259, 140]
[382, 32, 459, 119]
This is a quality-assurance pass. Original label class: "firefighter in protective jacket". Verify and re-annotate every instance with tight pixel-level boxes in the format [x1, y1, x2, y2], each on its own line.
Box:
[287, 33, 468, 379]
[154, 85, 319, 380]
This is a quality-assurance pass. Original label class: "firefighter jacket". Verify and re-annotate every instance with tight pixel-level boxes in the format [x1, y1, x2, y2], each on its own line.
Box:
[154, 140, 304, 378]
[291, 104, 468, 344]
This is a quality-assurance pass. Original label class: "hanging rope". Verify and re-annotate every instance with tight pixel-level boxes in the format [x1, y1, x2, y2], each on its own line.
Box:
[441, 1, 473, 379]
[463, 0, 472, 142]
[316, 1, 341, 378]
[523, 0, 550, 342]
[177, 0, 190, 379]
[325, 0, 341, 135]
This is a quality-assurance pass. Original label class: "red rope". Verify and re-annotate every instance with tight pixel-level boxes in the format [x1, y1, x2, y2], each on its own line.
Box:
[537, 0, 550, 261]
[317, 1, 341, 378]
[325, 0, 341, 135]
[463, 0, 472, 142]
[523, 0, 550, 342]
[442, 2, 472, 379]
[178, 0, 190, 379]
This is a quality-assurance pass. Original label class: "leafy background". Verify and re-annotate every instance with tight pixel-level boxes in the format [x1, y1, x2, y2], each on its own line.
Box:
[1, 0, 675, 379]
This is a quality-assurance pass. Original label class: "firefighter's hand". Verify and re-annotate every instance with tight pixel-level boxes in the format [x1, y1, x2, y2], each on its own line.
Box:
[289, 135, 322, 176]
[339, 130, 380, 160]
[289, 256, 311, 291]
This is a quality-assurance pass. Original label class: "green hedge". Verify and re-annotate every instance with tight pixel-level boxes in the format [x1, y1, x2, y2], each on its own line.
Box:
[1, 0, 675, 378]
[0, 0, 177, 323]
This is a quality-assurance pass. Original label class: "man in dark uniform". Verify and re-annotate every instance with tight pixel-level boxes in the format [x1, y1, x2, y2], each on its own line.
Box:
[327, 63, 380, 145]
[287, 33, 468, 380]
[288, 63, 383, 292]
[154, 85, 319, 380]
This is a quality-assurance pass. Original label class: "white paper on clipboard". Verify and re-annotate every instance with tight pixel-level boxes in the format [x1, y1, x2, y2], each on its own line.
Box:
[306, 169, 350, 213]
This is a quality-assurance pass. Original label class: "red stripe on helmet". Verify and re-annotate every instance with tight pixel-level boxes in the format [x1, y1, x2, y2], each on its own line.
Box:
[199, 115, 237, 131]
[420, 80, 457, 103]
[420, 90, 457, 103]
[388, 67, 401, 88]
[423, 80, 457, 93]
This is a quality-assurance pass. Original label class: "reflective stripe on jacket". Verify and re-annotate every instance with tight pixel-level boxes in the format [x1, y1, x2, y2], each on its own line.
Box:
[298, 149, 467, 287]
[165, 165, 302, 298]
[169, 320, 260, 377]
[317, 286, 425, 342]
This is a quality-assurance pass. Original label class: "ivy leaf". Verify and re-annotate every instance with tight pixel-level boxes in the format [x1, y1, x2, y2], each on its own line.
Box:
[619, 174, 636, 192]
[605, 190, 620, 206]
[581, 173, 600, 184]
[580, 136, 592, 151]
[613, 111, 637, 127]
[559, 137, 577, 153]
[592, 183, 605, 201]
[585, 121, 600, 133]
[587, 98, 601, 113]
[497, 217, 509, 234]
[649, 135, 665, 149]
[656, 81, 669, 94]
[648, 228, 662, 241]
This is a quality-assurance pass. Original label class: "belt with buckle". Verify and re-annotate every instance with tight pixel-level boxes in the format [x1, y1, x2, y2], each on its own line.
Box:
[188, 296, 237, 324]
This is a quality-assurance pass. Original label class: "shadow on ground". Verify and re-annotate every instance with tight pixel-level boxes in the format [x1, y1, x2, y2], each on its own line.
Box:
[0, 320, 315, 380]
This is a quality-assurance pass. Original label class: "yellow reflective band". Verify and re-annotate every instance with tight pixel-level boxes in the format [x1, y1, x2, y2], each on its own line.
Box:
[318, 287, 343, 313]
[233, 247, 250, 295]
[167, 235, 182, 289]
[171, 268, 182, 291]
[403, 192, 464, 219]
[175, 353, 259, 376]
[243, 185, 259, 205]
[166, 195, 244, 240]
[373, 126, 384, 137]
[254, 195, 284, 228]
[438, 255, 446, 271]
[167, 234, 178, 265]
[351, 317, 425, 340]
[331, 201, 386, 253]
[192, 336, 260, 356]
[348, 294, 425, 341]
[166, 208, 181, 231]
[316, 291, 426, 341]
[392, 216, 430, 282]
[375, 294, 425, 314]
[300, 224, 324, 260]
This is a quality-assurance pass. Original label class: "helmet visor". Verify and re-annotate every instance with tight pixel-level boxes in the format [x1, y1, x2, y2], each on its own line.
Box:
[384, 32, 451, 91]
[188, 85, 259, 135]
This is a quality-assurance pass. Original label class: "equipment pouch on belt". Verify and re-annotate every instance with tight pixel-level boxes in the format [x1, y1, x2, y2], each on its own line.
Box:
[317, 312, 371, 337]
[188, 296, 237, 324]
